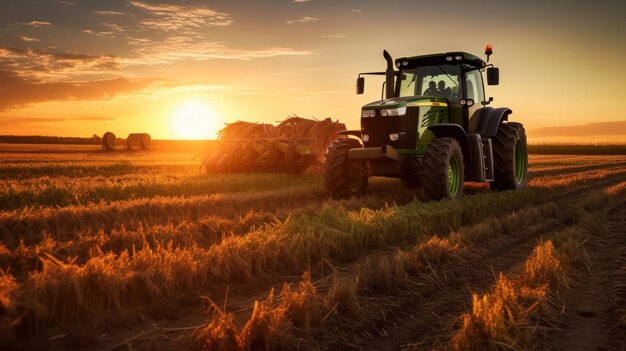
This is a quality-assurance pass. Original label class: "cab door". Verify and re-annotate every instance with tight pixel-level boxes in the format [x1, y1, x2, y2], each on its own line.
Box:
[463, 69, 486, 129]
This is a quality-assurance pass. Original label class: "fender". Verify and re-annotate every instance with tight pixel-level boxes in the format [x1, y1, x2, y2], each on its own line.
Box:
[471, 107, 513, 137]
[428, 124, 472, 167]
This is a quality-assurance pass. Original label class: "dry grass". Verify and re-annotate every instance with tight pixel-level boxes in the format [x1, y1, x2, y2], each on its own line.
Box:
[236, 291, 290, 351]
[2, 150, 625, 349]
[452, 274, 548, 351]
[451, 241, 563, 351]
[401, 236, 460, 275]
[194, 308, 239, 351]
[195, 273, 326, 350]
[450, 224, 594, 351]
[605, 181, 626, 196]
[280, 272, 325, 329]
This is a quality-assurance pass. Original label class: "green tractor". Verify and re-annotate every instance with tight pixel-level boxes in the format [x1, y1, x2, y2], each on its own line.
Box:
[324, 45, 528, 200]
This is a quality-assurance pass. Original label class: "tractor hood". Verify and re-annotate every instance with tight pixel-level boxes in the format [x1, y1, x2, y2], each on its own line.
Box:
[362, 96, 448, 110]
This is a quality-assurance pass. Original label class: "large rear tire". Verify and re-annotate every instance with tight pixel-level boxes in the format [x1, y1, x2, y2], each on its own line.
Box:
[420, 138, 465, 201]
[490, 123, 528, 191]
[324, 139, 368, 199]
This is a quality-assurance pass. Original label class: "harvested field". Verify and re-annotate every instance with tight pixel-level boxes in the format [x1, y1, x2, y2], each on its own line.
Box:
[1, 148, 625, 350]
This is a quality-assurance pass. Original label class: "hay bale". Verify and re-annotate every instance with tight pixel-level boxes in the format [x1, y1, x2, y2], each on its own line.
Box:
[140, 133, 151, 150]
[127, 133, 151, 151]
[102, 132, 116, 150]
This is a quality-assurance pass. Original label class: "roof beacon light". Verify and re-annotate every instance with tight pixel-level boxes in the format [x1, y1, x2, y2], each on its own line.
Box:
[485, 44, 493, 62]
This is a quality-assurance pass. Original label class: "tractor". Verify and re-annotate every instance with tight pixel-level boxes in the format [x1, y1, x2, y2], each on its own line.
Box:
[324, 45, 528, 200]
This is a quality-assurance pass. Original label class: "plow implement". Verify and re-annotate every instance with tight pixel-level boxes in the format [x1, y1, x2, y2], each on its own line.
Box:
[201, 117, 346, 174]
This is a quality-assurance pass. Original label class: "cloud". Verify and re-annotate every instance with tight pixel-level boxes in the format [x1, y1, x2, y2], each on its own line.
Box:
[0, 69, 155, 111]
[100, 23, 125, 32]
[130, 1, 233, 31]
[93, 10, 125, 16]
[83, 29, 116, 38]
[0, 116, 117, 125]
[292, 0, 311, 3]
[0, 47, 121, 81]
[149, 81, 226, 94]
[125, 36, 312, 64]
[352, 9, 363, 13]
[22, 21, 51, 27]
[19, 36, 40, 42]
[1, 117, 68, 123]
[286, 16, 318, 24]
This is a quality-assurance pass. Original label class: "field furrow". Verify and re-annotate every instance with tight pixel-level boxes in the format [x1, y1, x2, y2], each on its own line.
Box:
[1, 152, 624, 351]
[295, 174, 626, 350]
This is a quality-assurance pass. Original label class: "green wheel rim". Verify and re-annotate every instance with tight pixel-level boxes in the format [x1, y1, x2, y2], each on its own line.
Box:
[514, 140, 526, 184]
[348, 162, 364, 192]
[448, 156, 460, 197]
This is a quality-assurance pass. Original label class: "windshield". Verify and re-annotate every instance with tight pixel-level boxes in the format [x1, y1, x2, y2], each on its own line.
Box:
[398, 64, 461, 100]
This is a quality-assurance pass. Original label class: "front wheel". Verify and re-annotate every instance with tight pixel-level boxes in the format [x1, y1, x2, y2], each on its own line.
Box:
[420, 138, 465, 201]
[323, 139, 368, 199]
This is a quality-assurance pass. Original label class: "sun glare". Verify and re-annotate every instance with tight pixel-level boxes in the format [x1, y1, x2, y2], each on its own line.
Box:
[171, 101, 219, 140]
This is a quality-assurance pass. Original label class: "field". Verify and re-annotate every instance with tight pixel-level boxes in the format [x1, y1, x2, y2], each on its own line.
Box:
[1, 146, 625, 351]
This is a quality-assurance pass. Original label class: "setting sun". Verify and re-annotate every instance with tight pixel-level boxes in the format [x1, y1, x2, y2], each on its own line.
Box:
[171, 101, 219, 140]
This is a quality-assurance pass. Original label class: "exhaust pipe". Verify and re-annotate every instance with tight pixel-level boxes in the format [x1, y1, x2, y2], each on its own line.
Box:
[383, 50, 395, 99]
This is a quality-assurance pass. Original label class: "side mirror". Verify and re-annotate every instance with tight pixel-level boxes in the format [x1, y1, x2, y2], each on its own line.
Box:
[487, 67, 499, 85]
[356, 77, 365, 94]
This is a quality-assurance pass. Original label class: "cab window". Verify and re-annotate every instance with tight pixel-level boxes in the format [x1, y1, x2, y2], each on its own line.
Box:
[465, 70, 485, 103]
[399, 72, 416, 96]
[398, 64, 461, 100]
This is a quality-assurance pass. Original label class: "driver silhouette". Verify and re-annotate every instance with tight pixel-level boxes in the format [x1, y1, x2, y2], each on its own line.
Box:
[423, 81, 441, 96]
[438, 80, 452, 99]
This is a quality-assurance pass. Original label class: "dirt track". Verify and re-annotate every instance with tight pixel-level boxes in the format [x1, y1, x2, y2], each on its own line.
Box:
[551, 201, 626, 351]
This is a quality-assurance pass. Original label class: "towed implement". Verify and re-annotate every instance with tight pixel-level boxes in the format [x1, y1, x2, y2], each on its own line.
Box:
[202, 117, 346, 174]
[324, 45, 528, 200]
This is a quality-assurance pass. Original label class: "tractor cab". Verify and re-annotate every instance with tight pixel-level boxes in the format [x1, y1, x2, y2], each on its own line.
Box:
[394, 52, 489, 130]
[327, 46, 527, 201]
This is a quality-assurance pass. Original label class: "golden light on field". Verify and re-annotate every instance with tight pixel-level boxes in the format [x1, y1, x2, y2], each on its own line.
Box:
[170, 101, 219, 140]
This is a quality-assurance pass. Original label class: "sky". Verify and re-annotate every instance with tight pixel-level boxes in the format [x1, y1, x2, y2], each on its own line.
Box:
[0, 0, 625, 141]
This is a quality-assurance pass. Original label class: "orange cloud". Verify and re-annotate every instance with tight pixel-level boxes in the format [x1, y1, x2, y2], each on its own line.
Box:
[286, 16, 319, 24]
[0, 116, 116, 124]
[19, 36, 40, 42]
[130, 1, 233, 31]
[0, 47, 120, 81]
[92, 10, 125, 16]
[22, 21, 51, 27]
[0, 69, 154, 111]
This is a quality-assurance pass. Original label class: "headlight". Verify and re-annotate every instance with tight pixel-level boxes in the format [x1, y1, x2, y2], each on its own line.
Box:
[380, 107, 406, 117]
[389, 133, 400, 141]
[361, 109, 375, 118]
[362, 134, 370, 142]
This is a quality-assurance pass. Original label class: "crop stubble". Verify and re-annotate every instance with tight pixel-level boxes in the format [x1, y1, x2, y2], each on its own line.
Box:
[0, 150, 625, 350]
